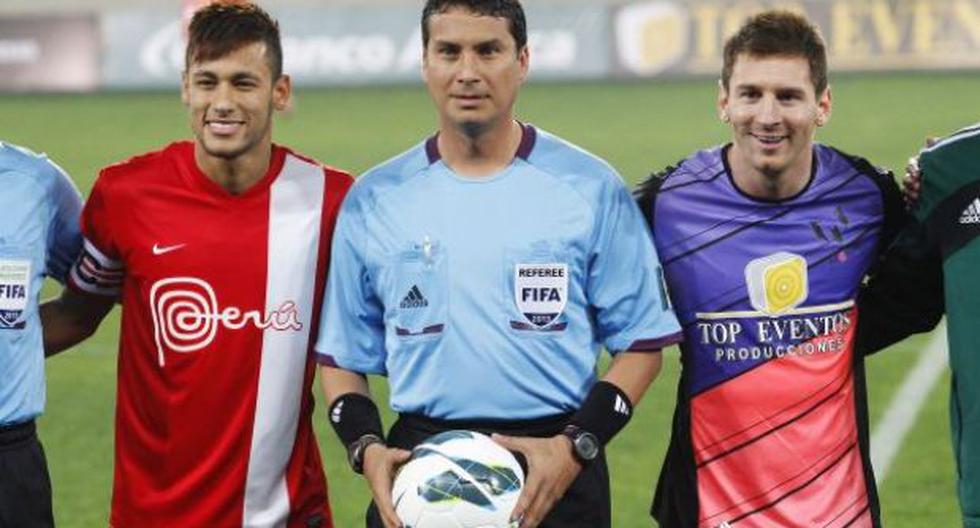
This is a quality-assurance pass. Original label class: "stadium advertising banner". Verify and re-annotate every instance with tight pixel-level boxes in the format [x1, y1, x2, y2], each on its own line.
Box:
[0, 15, 99, 92]
[613, 0, 980, 78]
[101, 5, 608, 89]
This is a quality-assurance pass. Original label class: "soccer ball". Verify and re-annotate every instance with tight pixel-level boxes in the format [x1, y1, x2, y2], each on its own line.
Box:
[392, 430, 524, 528]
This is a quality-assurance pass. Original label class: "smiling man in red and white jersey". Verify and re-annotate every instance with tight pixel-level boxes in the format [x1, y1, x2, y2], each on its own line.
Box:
[40, 3, 351, 527]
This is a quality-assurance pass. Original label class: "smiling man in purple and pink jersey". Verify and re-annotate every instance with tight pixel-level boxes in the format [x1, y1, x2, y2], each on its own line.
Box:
[636, 11, 906, 528]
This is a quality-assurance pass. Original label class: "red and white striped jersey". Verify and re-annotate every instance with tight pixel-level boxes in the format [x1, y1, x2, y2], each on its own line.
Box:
[69, 141, 352, 528]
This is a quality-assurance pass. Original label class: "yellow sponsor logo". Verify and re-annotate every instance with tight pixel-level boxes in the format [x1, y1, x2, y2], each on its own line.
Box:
[615, 1, 688, 75]
[745, 252, 808, 316]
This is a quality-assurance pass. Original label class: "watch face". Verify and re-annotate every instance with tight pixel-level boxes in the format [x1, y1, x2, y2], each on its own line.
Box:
[575, 433, 599, 461]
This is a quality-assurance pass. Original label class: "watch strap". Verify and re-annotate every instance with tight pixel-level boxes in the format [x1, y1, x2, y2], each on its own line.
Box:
[348, 433, 385, 474]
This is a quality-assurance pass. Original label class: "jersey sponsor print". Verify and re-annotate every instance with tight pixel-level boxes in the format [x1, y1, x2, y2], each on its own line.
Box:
[68, 142, 352, 528]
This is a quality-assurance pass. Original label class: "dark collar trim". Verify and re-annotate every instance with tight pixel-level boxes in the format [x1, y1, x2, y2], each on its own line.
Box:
[424, 123, 537, 165]
[721, 143, 818, 204]
[515, 123, 536, 160]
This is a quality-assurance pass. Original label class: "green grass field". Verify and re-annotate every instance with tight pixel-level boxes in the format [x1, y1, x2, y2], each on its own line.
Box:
[3, 73, 977, 527]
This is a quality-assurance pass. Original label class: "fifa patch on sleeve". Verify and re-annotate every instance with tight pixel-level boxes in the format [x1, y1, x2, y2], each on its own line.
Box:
[0, 259, 31, 329]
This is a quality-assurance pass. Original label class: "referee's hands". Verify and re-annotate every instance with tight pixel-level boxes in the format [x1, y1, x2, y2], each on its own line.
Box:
[363, 443, 412, 528]
[492, 433, 582, 528]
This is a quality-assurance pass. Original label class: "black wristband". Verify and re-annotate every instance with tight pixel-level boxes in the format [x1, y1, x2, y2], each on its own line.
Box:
[569, 381, 633, 446]
[328, 393, 385, 448]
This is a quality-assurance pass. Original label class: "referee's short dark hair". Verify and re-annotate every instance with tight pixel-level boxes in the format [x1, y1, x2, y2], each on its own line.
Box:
[185, 1, 283, 80]
[722, 10, 828, 96]
[421, 0, 528, 53]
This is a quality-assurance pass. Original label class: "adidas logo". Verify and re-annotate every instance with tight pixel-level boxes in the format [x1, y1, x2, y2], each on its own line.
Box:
[399, 285, 429, 309]
[330, 400, 343, 424]
[614, 394, 631, 416]
[960, 198, 980, 225]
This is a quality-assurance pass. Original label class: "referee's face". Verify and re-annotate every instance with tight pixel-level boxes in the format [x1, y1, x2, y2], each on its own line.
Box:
[422, 7, 529, 138]
[719, 54, 831, 183]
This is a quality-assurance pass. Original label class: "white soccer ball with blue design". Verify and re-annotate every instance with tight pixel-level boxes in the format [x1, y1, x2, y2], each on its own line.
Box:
[392, 430, 524, 528]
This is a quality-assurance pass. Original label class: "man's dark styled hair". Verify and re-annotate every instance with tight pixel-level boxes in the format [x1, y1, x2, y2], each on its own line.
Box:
[722, 10, 828, 95]
[421, 0, 527, 52]
[186, 1, 283, 79]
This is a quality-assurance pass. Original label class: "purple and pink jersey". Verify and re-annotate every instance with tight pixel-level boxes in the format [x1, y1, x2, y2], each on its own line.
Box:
[640, 145, 904, 528]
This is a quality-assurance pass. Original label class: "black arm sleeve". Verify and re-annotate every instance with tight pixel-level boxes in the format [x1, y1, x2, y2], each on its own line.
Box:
[856, 214, 945, 355]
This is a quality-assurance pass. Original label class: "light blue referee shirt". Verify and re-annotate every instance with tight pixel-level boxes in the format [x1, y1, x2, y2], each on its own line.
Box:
[0, 142, 82, 427]
[316, 125, 681, 420]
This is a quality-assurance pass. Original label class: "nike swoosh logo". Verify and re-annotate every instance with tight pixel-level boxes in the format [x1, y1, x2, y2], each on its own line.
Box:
[152, 243, 186, 256]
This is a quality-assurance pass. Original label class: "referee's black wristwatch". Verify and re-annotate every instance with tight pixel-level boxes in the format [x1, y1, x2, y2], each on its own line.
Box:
[561, 424, 600, 465]
[347, 433, 385, 474]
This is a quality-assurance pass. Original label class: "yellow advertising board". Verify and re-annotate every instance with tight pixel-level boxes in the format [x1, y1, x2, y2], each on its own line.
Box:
[614, 0, 980, 77]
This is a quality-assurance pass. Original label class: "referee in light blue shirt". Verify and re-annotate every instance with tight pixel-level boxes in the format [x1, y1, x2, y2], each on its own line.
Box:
[0, 141, 82, 527]
[314, 2, 681, 527]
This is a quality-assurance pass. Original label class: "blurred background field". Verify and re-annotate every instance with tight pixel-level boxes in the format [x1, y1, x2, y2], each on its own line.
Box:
[3, 72, 977, 526]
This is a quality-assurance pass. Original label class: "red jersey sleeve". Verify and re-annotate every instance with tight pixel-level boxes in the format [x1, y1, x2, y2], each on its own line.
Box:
[68, 171, 124, 297]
